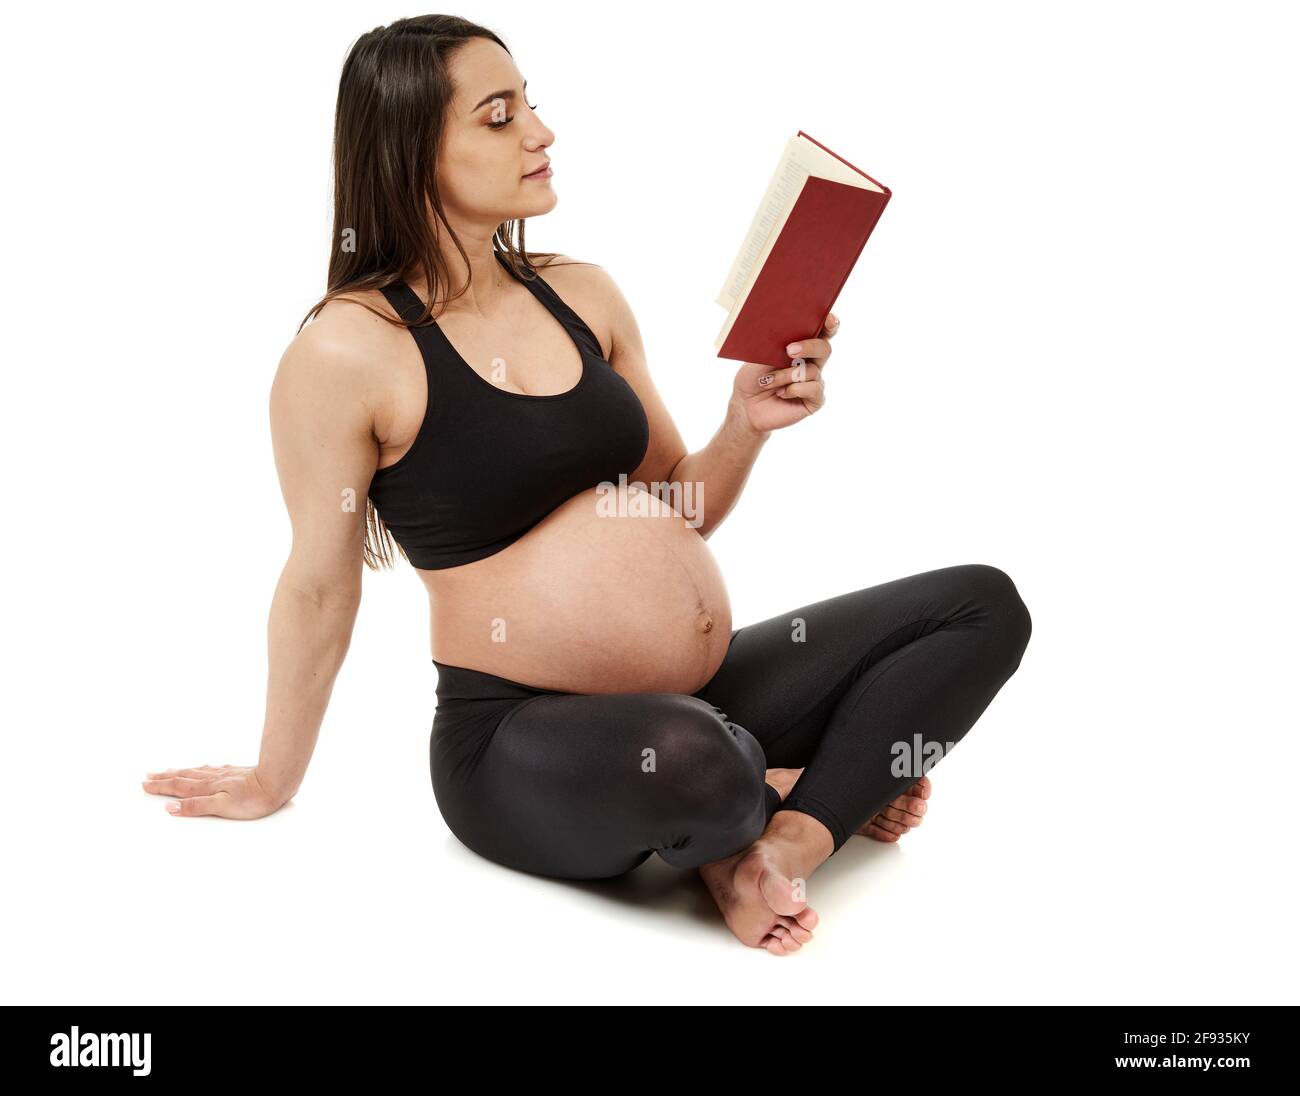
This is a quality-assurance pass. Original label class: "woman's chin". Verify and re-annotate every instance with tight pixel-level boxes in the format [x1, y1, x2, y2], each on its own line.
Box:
[513, 190, 558, 217]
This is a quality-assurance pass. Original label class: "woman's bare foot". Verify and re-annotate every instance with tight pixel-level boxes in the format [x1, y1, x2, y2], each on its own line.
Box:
[697, 811, 829, 955]
[764, 767, 931, 842]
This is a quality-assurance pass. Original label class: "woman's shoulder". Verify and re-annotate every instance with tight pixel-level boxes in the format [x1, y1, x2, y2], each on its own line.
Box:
[274, 289, 407, 414]
[288, 289, 405, 366]
[531, 251, 610, 294]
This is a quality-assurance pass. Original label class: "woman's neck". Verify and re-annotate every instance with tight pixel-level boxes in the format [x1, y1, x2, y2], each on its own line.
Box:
[403, 233, 508, 314]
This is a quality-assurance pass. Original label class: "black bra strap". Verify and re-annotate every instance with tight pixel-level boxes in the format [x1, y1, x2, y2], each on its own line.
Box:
[381, 257, 605, 360]
[495, 251, 605, 360]
[379, 280, 429, 325]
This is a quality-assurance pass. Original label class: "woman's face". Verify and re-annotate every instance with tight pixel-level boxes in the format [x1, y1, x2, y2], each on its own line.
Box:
[437, 37, 557, 226]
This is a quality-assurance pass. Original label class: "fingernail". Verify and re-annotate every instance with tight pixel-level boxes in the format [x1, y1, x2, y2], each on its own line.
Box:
[786, 342, 803, 355]
[166, 801, 180, 814]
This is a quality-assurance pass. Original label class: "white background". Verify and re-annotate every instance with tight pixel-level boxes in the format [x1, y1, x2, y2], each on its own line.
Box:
[2, 0, 1296, 1004]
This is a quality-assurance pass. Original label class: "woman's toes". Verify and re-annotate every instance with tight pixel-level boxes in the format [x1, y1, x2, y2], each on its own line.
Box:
[763, 911, 819, 949]
[780, 915, 814, 944]
[884, 802, 923, 827]
[765, 929, 802, 954]
[861, 821, 902, 841]
[873, 812, 910, 835]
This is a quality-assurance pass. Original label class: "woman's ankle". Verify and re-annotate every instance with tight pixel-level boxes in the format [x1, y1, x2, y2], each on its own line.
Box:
[765, 808, 835, 865]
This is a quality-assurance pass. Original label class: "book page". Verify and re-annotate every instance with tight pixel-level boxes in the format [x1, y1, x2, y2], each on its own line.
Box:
[714, 178, 807, 349]
[715, 134, 807, 311]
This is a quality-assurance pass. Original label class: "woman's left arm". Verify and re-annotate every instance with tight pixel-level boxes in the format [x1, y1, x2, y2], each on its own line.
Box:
[592, 264, 838, 538]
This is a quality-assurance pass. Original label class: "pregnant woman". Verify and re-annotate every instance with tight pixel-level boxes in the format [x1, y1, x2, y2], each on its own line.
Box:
[143, 16, 1032, 954]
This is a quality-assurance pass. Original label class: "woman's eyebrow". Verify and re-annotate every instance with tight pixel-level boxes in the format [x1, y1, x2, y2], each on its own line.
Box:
[471, 79, 528, 113]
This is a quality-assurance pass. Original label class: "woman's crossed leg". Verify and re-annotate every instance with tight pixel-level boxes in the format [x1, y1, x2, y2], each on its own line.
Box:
[430, 563, 1032, 952]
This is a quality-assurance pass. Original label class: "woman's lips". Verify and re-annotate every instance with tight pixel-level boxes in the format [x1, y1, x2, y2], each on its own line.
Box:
[523, 164, 553, 180]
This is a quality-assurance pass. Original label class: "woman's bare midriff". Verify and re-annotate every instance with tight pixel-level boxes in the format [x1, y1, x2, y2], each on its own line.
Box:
[421, 482, 731, 695]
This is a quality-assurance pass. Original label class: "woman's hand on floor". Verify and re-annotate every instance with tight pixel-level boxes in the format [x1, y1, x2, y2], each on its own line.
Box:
[733, 311, 838, 434]
[141, 764, 287, 820]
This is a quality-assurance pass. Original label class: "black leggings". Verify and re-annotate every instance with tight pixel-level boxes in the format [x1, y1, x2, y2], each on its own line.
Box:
[429, 563, 1032, 880]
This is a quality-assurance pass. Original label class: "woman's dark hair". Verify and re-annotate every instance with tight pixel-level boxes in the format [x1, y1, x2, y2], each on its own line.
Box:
[299, 14, 567, 570]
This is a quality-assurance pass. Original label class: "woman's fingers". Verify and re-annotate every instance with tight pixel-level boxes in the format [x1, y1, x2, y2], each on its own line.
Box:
[142, 764, 279, 820]
[822, 312, 840, 338]
[776, 379, 826, 409]
[143, 772, 220, 817]
[756, 359, 827, 412]
[142, 774, 209, 794]
[760, 362, 822, 389]
[143, 774, 241, 818]
[166, 793, 226, 817]
[785, 335, 833, 366]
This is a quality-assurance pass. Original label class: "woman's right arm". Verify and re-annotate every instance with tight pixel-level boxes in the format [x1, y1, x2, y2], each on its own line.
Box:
[143, 319, 380, 818]
[256, 323, 380, 807]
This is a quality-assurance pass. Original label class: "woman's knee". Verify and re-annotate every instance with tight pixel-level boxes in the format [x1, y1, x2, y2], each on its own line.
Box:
[642, 695, 767, 827]
[952, 563, 1033, 671]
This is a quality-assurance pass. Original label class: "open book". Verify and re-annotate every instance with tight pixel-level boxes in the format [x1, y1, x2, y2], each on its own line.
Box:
[715, 131, 891, 366]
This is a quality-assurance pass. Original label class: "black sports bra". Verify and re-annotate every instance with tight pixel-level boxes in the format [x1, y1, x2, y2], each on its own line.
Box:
[368, 251, 651, 570]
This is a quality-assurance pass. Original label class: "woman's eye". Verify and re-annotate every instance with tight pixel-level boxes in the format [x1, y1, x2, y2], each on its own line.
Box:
[487, 102, 538, 130]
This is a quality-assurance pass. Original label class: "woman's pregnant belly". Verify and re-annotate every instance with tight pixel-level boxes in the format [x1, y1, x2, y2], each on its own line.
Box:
[421, 481, 732, 694]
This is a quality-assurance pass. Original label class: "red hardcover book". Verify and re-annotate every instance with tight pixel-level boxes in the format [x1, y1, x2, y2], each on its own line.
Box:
[715, 130, 891, 367]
